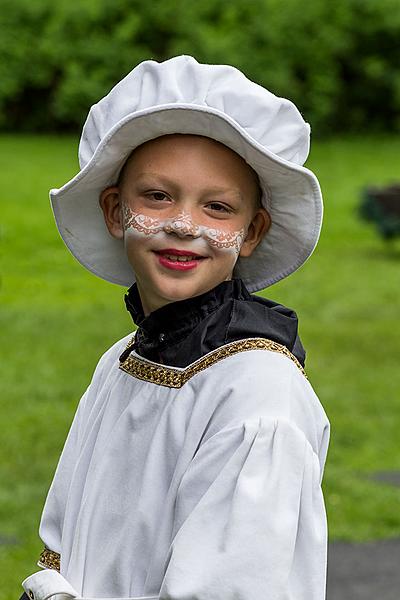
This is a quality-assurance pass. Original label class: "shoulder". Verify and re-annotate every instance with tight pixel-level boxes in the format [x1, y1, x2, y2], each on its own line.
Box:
[89, 331, 134, 384]
[70, 331, 135, 426]
[192, 342, 329, 458]
[194, 339, 305, 399]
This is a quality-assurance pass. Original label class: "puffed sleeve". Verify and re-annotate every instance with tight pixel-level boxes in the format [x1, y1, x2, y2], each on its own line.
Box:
[160, 417, 327, 600]
[38, 333, 132, 553]
[38, 386, 89, 553]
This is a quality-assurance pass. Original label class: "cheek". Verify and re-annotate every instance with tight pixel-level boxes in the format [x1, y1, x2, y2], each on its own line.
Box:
[200, 226, 245, 256]
[122, 206, 164, 237]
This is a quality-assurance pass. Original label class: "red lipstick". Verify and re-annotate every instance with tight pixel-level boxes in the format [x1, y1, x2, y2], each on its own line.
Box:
[155, 248, 205, 271]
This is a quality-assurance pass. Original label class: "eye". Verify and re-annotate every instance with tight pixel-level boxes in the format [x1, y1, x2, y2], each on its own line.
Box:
[145, 191, 170, 202]
[206, 202, 231, 213]
[151, 191, 169, 201]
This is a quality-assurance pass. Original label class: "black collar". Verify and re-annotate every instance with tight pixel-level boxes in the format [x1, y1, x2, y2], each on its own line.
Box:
[123, 279, 305, 367]
[125, 279, 250, 343]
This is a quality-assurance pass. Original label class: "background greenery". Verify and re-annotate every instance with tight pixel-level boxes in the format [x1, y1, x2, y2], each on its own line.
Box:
[1, 134, 400, 597]
[0, 0, 400, 133]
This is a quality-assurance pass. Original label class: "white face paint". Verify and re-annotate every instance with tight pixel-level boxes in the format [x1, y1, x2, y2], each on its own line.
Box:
[122, 204, 246, 256]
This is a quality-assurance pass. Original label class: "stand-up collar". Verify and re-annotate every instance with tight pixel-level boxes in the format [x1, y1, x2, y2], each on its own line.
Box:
[125, 279, 250, 339]
[124, 279, 305, 367]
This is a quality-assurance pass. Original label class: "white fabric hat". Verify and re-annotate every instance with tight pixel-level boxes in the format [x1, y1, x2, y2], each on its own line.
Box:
[50, 55, 323, 292]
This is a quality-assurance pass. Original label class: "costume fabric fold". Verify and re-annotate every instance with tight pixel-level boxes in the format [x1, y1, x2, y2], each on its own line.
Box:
[37, 334, 329, 600]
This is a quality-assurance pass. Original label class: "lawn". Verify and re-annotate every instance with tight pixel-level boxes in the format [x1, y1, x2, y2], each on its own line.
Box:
[1, 134, 400, 597]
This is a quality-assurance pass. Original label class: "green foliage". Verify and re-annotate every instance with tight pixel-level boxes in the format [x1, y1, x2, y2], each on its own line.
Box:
[360, 184, 400, 239]
[0, 0, 399, 133]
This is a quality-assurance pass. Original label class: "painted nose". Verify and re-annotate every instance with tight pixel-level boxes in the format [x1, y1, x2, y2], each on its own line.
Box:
[163, 212, 201, 238]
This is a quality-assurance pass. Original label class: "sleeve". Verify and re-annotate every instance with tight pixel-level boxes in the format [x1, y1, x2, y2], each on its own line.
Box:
[20, 392, 90, 599]
[37, 333, 132, 554]
[159, 417, 327, 600]
[38, 386, 89, 554]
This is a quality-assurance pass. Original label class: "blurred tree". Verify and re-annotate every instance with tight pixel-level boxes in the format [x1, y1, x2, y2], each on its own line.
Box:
[0, 0, 399, 133]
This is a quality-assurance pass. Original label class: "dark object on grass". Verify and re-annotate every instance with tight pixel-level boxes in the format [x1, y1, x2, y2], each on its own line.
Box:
[360, 184, 400, 240]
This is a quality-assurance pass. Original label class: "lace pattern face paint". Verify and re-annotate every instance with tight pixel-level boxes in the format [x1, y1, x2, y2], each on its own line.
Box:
[123, 205, 246, 255]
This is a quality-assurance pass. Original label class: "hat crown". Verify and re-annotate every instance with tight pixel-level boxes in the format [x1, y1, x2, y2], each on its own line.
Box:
[79, 55, 310, 170]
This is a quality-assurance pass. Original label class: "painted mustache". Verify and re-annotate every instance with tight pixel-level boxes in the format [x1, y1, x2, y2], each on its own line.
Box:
[123, 205, 246, 255]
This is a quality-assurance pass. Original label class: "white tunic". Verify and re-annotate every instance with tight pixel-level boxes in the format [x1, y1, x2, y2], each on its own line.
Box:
[35, 334, 330, 599]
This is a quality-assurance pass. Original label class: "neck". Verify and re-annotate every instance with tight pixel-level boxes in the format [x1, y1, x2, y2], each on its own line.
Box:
[136, 277, 234, 317]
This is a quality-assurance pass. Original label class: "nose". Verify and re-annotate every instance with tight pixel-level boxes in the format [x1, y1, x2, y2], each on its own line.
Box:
[163, 211, 201, 238]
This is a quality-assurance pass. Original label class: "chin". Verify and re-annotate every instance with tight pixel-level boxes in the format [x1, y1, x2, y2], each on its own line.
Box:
[160, 281, 210, 303]
[135, 265, 234, 313]
[143, 279, 216, 312]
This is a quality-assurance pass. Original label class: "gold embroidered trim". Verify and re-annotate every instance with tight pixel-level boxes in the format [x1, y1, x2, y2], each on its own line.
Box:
[37, 547, 60, 571]
[120, 337, 306, 388]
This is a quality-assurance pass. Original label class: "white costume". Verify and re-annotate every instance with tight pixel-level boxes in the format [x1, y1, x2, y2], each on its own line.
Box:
[24, 335, 329, 600]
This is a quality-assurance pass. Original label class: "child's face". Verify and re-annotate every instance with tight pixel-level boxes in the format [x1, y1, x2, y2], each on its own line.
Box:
[100, 135, 270, 315]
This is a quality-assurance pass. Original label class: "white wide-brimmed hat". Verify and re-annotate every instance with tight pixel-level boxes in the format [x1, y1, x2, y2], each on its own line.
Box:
[51, 55, 323, 292]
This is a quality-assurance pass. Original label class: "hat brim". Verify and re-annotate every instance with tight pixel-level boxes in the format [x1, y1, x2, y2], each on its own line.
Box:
[51, 104, 323, 292]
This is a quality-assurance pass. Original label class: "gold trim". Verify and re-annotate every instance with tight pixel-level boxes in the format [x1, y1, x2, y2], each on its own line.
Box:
[37, 547, 60, 571]
[120, 337, 306, 388]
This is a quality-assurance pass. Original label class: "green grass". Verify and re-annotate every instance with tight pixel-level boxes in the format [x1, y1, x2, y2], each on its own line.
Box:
[1, 134, 400, 596]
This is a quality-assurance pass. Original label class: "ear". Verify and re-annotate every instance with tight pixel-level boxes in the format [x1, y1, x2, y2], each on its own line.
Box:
[99, 186, 124, 240]
[239, 208, 271, 258]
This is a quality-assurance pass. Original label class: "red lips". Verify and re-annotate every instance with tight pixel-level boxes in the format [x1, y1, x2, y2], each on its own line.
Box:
[156, 248, 204, 257]
[154, 248, 206, 271]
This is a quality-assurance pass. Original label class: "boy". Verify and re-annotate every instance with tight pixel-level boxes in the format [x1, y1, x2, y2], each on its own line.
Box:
[22, 55, 329, 600]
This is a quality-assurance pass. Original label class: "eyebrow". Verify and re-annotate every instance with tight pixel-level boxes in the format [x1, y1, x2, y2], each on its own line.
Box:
[133, 172, 243, 198]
